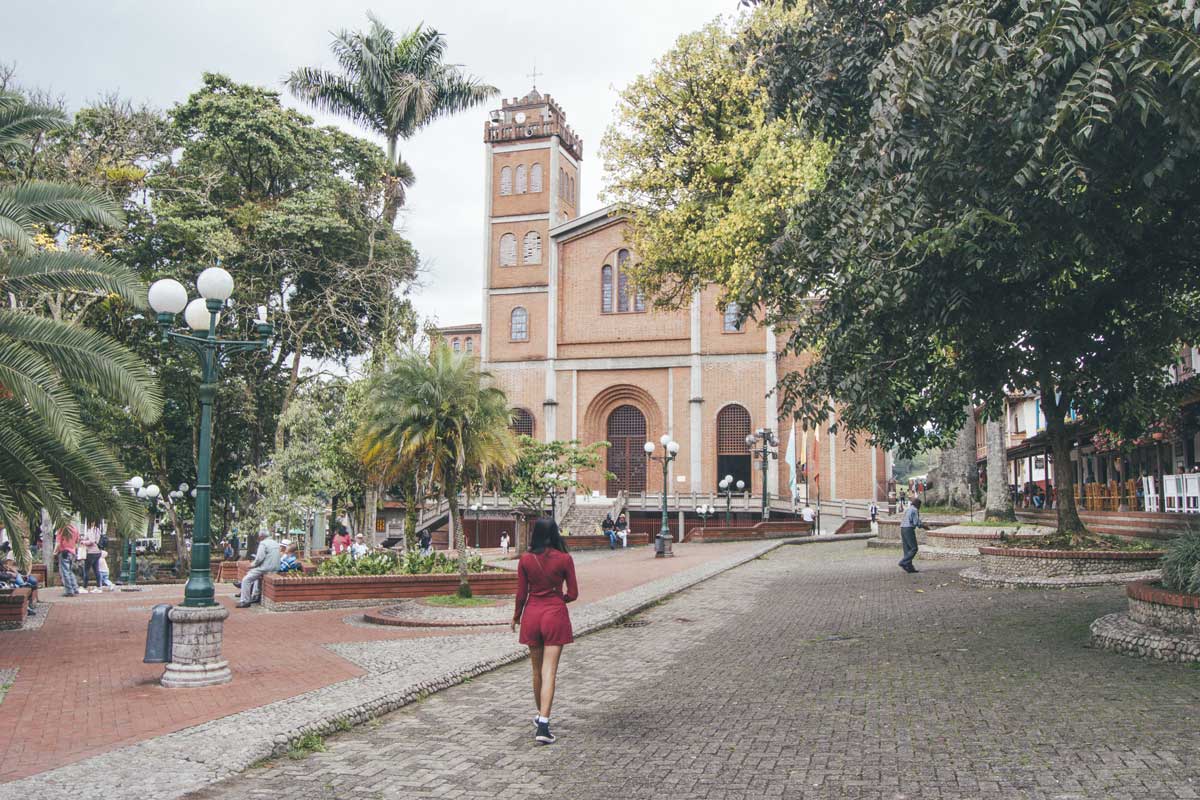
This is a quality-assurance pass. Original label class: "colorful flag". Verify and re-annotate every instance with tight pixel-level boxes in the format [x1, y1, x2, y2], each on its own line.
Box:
[785, 421, 797, 505]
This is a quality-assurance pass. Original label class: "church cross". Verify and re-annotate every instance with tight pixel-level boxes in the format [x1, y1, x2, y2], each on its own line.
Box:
[527, 64, 541, 89]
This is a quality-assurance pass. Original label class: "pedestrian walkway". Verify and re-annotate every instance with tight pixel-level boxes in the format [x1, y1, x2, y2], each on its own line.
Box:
[0, 540, 767, 788]
[192, 541, 1199, 800]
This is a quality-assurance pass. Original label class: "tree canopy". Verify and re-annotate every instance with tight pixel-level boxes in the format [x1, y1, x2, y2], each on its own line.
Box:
[611, 0, 1200, 536]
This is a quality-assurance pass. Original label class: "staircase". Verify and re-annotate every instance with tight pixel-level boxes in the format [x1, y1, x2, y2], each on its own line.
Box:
[559, 494, 625, 537]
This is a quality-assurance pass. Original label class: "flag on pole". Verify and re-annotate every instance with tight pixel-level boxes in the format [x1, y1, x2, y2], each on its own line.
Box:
[785, 421, 798, 508]
[811, 424, 821, 490]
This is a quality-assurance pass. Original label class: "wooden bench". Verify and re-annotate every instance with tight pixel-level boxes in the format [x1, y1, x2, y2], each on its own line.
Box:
[0, 587, 33, 630]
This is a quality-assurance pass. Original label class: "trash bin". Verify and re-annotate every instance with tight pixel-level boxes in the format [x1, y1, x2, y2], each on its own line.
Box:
[144, 603, 173, 663]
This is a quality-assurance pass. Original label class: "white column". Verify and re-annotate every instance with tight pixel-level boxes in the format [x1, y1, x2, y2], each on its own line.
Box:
[544, 145, 561, 443]
[764, 327, 779, 503]
[689, 291, 703, 492]
[480, 143, 494, 365]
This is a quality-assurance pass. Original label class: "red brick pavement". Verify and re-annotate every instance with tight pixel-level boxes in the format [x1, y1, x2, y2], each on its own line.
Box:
[0, 542, 753, 783]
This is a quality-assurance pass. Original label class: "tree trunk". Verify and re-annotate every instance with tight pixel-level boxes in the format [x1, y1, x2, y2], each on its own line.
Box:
[363, 485, 379, 547]
[985, 414, 1015, 520]
[447, 490, 470, 598]
[274, 325, 309, 451]
[928, 404, 976, 508]
[1041, 391, 1087, 538]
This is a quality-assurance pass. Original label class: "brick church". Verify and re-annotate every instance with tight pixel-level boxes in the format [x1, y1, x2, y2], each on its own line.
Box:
[443, 87, 886, 504]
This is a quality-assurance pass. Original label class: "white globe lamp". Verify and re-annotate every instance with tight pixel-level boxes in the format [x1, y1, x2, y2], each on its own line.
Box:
[184, 298, 215, 332]
[196, 266, 234, 301]
[147, 279, 188, 315]
[129, 476, 144, 490]
[643, 441, 655, 455]
[146, 484, 161, 499]
[667, 440, 680, 455]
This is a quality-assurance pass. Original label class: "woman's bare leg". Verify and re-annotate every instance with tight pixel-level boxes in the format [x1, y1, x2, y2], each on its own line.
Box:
[538, 644, 563, 718]
[529, 645, 544, 712]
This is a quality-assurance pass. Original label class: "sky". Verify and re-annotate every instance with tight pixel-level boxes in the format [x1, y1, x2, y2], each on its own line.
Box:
[3, 0, 740, 329]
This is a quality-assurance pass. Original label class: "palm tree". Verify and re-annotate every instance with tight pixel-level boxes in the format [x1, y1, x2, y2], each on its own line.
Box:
[358, 343, 515, 595]
[287, 14, 498, 225]
[0, 92, 162, 570]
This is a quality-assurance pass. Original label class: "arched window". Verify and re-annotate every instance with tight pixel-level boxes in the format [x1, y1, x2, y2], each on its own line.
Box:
[511, 407, 535, 437]
[499, 233, 517, 266]
[569, 175, 575, 204]
[559, 167, 565, 197]
[464, 337, 473, 353]
[617, 271, 630, 312]
[516, 164, 527, 194]
[716, 404, 753, 493]
[452, 337, 461, 352]
[500, 166, 512, 196]
[723, 302, 742, 332]
[530, 163, 543, 192]
[510, 307, 528, 341]
[601, 264, 613, 313]
[522, 231, 542, 264]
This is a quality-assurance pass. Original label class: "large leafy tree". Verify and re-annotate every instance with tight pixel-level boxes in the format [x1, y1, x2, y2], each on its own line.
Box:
[620, 0, 1200, 540]
[0, 93, 162, 570]
[358, 344, 515, 595]
[287, 14, 497, 225]
[600, 15, 831, 308]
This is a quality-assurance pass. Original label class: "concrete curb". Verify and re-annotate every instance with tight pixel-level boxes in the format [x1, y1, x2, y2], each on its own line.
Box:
[0, 537, 847, 800]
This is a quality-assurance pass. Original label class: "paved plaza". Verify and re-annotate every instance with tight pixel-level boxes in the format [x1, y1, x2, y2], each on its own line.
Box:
[187, 541, 1199, 800]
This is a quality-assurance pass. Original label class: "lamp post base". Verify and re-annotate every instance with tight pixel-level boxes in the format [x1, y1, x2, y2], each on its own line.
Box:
[655, 532, 674, 558]
[161, 605, 232, 688]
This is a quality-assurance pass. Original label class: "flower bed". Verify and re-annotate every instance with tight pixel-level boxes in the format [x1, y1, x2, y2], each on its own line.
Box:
[262, 570, 518, 612]
[1090, 581, 1200, 663]
[961, 546, 1163, 587]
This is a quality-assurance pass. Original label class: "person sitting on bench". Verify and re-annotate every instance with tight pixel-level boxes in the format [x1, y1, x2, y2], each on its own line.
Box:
[277, 543, 302, 573]
[0, 555, 39, 614]
[235, 531, 281, 608]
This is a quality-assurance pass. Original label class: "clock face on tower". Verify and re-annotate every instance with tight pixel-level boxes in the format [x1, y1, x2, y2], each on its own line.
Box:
[515, 112, 527, 124]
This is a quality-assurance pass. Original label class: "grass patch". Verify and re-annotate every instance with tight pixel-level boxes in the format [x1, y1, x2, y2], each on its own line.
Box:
[0, 682, 11, 704]
[423, 594, 497, 608]
[287, 732, 327, 760]
[334, 718, 352, 732]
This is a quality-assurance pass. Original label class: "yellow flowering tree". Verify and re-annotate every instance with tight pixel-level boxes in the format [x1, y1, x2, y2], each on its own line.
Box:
[600, 11, 830, 310]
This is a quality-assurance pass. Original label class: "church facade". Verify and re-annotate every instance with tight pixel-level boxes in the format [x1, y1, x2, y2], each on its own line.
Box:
[459, 88, 886, 503]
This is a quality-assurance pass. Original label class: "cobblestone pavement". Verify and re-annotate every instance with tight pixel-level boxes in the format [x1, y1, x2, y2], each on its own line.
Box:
[191, 541, 1200, 800]
[0, 539, 783, 797]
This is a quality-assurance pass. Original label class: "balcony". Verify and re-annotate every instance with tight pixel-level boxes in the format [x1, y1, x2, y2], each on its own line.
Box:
[484, 120, 582, 160]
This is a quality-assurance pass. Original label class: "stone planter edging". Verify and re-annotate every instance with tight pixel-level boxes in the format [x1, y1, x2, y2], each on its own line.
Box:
[1125, 580, 1200, 637]
[1090, 612, 1200, 663]
[976, 546, 1165, 560]
[969, 547, 1163, 585]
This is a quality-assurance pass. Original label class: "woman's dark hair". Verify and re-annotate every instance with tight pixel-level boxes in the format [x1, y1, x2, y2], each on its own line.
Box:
[529, 518, 568, 554]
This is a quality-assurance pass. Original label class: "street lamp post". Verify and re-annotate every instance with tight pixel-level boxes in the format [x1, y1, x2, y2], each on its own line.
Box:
[147, 267, 271, 688]
[746, 428, 779, 521]
[470, 502, 485, 549]
[644, 434, 680, 558]
[122, 476, 158, 590]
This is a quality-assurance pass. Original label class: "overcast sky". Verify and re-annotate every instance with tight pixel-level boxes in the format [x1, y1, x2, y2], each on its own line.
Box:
[3, 0, 739, 329]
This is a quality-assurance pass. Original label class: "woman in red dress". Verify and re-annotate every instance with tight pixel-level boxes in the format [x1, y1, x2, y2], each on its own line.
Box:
[511, 518, 578, 745]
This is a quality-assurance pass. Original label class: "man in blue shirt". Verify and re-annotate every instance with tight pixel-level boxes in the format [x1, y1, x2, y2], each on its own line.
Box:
[899, 498, 929, 573]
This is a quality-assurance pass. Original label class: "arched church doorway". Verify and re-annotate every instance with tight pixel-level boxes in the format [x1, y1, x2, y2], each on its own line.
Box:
[607, 404, 647, 496]
[717, 404, 752, 494]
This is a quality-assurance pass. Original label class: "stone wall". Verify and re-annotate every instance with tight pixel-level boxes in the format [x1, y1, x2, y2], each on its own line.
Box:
[977, 548, 1163, 578]
[1126, 581, 1200, 636]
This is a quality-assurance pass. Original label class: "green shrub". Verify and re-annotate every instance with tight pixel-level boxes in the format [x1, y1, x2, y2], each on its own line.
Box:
[1160, 526, 1200, 595]
[315, 550, 487, 577]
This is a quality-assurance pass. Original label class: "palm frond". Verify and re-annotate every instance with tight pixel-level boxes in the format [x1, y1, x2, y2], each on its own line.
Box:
[0, 311, 163, 423]
[0, 181, 124, 228]
[0, 337, 80, 447]
[4, 249, 146, 306]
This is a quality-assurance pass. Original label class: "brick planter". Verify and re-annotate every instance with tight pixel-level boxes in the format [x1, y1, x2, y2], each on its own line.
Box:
[1125, 580, 1200, 637]
[1090, 581, 1200, 663]
[686, 521, 813, 543]
[0, 587, 32, 630]
[963, 546, 1163, 588]
[262, 570, 519, 612]
[921, 526, 1050, 559]
[563, 533, 650, 550]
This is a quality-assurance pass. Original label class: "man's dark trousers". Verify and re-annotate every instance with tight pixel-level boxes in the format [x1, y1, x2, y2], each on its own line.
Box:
[899, 527, 918, 569]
